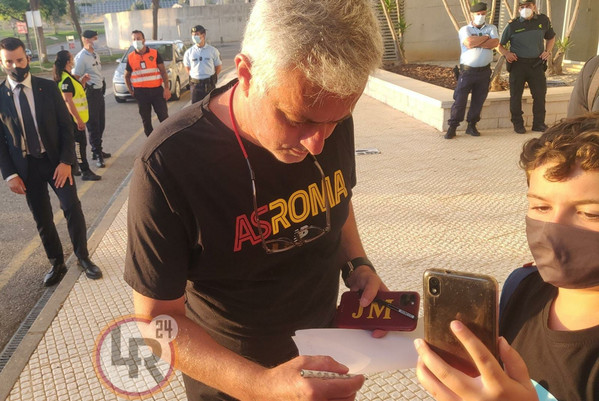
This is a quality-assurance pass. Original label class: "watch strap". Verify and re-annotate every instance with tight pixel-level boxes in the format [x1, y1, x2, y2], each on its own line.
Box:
[342, 257, 376, 286]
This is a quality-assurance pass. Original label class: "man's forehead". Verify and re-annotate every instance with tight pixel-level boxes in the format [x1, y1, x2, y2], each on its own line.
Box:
[0, 48, 26, 60]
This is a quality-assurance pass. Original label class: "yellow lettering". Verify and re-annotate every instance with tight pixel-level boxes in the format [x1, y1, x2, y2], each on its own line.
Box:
[366, 302, 392, 320]
[333, 170, 348, 205]
[269, 199, 289, 235]
[352, 305, 364, 319]
[288, 190, 310, 223]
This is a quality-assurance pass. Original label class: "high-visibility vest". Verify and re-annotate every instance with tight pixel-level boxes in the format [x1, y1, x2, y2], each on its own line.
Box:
[59, 71, 89, 123]
[128, 48, 163, 88]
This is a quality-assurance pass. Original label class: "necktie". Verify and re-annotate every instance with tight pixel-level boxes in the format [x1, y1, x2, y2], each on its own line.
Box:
[17, 84, 42, 157]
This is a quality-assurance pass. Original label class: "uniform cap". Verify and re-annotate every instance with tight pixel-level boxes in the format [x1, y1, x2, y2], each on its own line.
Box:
[191, 25, 206, 34]
[470, 2, 487, 12]
[82, 30, 98, 39]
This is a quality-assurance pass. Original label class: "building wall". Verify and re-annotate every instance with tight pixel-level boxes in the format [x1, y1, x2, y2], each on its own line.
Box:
[103, 3, 251, 51]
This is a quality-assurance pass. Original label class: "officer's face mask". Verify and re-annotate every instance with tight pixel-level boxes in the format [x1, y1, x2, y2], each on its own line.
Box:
[519, 7, 533, 19]
[192, 35, 203, 45]
[132, 40, 144, 51]
[526, 216, 599, 289]
[473, 14, 486, 26]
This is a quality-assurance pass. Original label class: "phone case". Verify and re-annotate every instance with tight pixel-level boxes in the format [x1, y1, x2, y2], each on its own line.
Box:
[335, 291, 419, 331]
[423, 269, 498, 377]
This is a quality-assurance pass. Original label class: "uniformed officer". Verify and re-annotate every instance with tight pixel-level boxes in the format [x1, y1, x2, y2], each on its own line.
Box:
[445, 2, 499, 139]
[498, 0, 555, 134]
[183, 25, 222, 104]
[72, 30, 111, 167]
[124, 30, 171, 137]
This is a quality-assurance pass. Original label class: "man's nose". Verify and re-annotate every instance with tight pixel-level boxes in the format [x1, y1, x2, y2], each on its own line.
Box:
[300, 125, 335, 155]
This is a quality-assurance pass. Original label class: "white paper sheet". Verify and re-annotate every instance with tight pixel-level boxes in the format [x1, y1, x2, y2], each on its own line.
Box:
[292, 321, 423, 374]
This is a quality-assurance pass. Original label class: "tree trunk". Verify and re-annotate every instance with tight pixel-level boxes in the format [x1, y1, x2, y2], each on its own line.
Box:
[152, 0, 160, 40]
[440, 0, 460, 32]
[502, 0, 513, 18]
[29, 0, 48, 63]
[379, 0, 405, 64]
[548, 0, 581, 75]
[67, 0, 83, 47]
[490, 56, 506, 91]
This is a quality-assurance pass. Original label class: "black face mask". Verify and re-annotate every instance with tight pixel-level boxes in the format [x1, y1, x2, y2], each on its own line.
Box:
[6, 64, 30, 83]
[526, 216, 599, 289]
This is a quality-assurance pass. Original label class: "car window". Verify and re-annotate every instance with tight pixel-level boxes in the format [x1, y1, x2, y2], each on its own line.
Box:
[121, 46, 134, 63]
[147, 44, 173, 62]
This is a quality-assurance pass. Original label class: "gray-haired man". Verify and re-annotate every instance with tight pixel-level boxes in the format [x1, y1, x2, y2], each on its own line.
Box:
[124, 0, 389, 399]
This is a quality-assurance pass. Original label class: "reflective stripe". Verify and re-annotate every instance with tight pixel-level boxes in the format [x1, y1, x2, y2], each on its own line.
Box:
[127, 48, 163, 88]
[58, 71, 89, 123]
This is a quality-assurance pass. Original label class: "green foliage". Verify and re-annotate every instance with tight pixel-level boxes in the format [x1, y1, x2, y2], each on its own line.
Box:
[40, 0, 67, 20]
[131, 1, 146, 10]
[555, 37, 573, 53]
[0, 0, 28, 21]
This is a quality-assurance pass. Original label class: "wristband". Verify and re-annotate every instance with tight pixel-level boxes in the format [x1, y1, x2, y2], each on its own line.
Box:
[342, 257, 376, 286]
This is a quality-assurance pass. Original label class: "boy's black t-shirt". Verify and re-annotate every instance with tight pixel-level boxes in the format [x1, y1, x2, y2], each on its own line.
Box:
[124, 80, 357, 366]
[500, 271, 599, 401]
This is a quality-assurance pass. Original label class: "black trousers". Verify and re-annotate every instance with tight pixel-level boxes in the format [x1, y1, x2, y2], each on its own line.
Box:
[85, 87, 106, 155]
[190, 78, 216, 104]
[509, 60, 547, 127]
[72, 123, 90, 172]
[133, 86, 169, 136]
[448, 67, 491, 127]
[24, 155, 88, 266]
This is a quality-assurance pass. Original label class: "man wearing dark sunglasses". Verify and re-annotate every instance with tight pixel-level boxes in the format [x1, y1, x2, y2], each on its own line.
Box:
[125, 1, 389, 400]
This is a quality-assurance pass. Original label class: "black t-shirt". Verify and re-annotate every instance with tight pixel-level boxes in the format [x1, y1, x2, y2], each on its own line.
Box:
[125, 47, 164, 72]
[500, 13, 556, 58]
[500, 272, 599, 401]
[124, 80, 357, 367]
[59, 75, 75, 95]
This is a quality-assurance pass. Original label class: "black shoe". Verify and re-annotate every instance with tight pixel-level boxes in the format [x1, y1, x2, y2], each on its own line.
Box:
[92, 151, 111, 160]
[444, 126, 457, 139]
[72, 167, 81, 176]
[465, 123, 481, 137]
[94, 153, 105, 168]
[81, 170, 102, 181]
[514, 125, 526, 134]
[532, 123, 548, 132]
[43, 263, 67, 286]
[77, 258, 103, 279]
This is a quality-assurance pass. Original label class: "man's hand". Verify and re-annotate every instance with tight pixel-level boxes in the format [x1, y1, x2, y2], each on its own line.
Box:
[76, 118, 86, 131]
[80, 73, 91, 87]
[255, 355, 365, 401]
[414, 320, 539, 401]
[53, 162, 73, 188]
[163, 87, 171, 101]
[7, 176, 26, 194]
[346, 266, 389, 338]
[540, 50, 551, 61]
[504, 51, 518, 63]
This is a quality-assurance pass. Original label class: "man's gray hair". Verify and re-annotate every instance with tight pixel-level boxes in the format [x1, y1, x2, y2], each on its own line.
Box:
[241, 0, 383, 97]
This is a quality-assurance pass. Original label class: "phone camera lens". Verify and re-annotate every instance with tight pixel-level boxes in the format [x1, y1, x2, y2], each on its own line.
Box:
[429, 277, 440, 296]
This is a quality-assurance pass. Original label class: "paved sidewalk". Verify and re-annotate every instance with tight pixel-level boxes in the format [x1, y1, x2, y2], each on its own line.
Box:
[1, 93, 535, 401]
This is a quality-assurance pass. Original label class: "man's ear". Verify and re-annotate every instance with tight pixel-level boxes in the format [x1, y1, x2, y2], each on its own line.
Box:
[235, 53, 252, 96]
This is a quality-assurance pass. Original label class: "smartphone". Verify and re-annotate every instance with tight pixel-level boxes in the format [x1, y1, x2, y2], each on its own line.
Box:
[423, 269, 499, 377]
[335, 290, 419, 331]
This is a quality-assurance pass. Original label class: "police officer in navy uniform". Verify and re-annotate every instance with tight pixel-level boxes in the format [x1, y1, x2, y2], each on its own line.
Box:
[498, 0, 555, 134]
[445, 2, 499, 139]
[183, 25, 222, 104]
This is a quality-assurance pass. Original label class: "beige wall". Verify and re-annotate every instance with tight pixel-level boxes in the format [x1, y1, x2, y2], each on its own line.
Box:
[403, 0, 466, 62]
[103, 4, 251, 51]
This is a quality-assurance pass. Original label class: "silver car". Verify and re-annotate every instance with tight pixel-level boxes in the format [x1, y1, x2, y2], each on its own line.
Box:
[112, 40, 189, 103]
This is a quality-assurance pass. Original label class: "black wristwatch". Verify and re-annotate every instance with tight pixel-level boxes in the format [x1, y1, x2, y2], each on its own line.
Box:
[342, 257, 376, 286]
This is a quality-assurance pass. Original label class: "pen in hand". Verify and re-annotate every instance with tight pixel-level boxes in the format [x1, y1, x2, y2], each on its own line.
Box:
[373, 298, 416, 320]
[300, 370, 355, 379]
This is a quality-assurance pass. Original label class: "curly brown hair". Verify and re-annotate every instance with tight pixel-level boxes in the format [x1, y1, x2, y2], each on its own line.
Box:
[520, 112, 599, 182]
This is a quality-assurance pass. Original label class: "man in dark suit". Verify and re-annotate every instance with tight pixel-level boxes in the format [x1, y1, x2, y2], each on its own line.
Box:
[0, 37, 102, 286]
